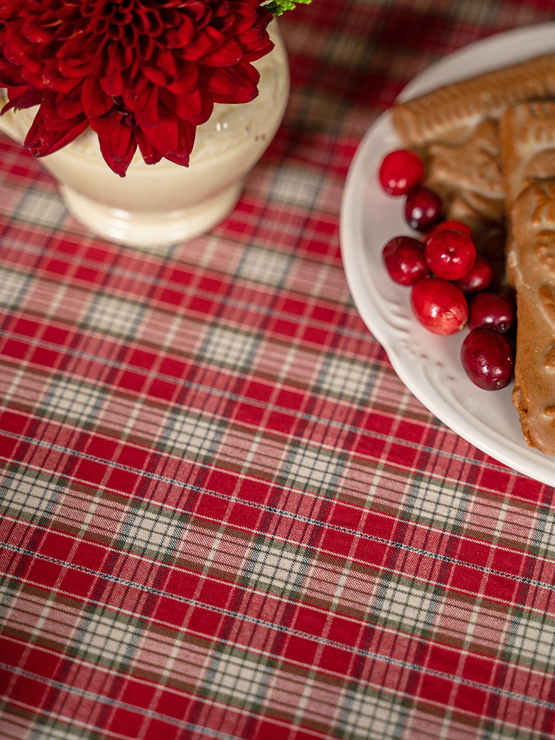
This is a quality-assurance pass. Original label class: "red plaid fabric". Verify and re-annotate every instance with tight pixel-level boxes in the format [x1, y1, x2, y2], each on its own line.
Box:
[3, 1, 555, 739]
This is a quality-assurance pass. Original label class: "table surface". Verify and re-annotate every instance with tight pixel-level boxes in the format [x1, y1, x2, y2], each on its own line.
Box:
[3, 2, 555, 739]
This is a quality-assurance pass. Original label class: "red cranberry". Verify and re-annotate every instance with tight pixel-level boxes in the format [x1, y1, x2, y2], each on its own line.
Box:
[425, 219, 472, 241]
[424, 229, 476, 281]
[404, 185, 443, 231]
[382, 235, 430, 285]
[454, 256, 494, 294]
[468, 291, 515, 334]
[410, 277, 468, 335]
[379, 149, 425, 196]
[461, 328, 514, 390]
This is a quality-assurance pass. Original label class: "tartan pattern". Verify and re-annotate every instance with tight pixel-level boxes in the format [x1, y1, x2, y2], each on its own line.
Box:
[3, 1, 555, 740]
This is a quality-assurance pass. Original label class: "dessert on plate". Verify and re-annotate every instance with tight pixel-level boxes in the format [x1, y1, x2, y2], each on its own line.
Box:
[390, 52, 555, 455]
[500, 101, 555, 455]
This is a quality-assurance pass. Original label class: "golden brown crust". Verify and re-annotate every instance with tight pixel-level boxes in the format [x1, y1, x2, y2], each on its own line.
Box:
[500, 101, 555, 287]
[422, 119, 505, 226]
[392, 52, 555, 147]
[500, 100, 555, 207]
[509, 180, 555, 455]
[500, 103, 555, 455]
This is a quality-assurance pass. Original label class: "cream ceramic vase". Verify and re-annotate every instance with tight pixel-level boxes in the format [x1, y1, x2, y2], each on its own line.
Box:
[0, 24, 289, 248]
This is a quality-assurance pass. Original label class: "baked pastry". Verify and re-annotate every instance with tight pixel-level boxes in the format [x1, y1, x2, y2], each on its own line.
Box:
[500, 100, 555, 205]
[391, 52, 555, 237]
[499, 101, 555, 454]
[392, 52, 555, 147]
[423, 119, 504, 232]
[500, 100, 555, 285]
[508, 180, 555, 455]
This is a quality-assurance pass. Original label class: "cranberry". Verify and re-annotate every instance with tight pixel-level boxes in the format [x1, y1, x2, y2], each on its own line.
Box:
[379, 149, 425, 196]
[404, 185, 443, 231]
[468, 291, 515, 334]
[425, 219, 473, 241]
[382, 235, 430, 285]
[461, 328, 514, 390]
[424, 229, 476, 281]
[410, 277, 468, 335]
[454, 256, 494, 294]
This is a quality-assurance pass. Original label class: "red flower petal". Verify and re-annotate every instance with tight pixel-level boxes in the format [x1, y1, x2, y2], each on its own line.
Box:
[134, 84, 158, 128]
[98, 121, 137, 177]
[2, 86, 42, 113]
[184, 2, 208, 23]
[189, 95, 214, 126]
[134, 127, 163, 165]
[108, 40, 134, 71]
[141, 101, 178, 155]
[56, 88, 84, 119]
[25, 112, 88, 156]
[154, 47, 178, 77]
[84, 33, 107, 58]
[204, 62, 259, 102]
[236, 26, 274, 61]
[22, 19, 55, 44]
[142, 62, 170, 87]
[228, 3, 259, 33]
[0, 62, 25, 87]
[56, 57, 92, 79]
[41, 65, 80, 93]
[81, 75, 114, 117]
[166, 62, 198, 95]
[202, 37, 243, 67]
[58, 36, 89, 62]
[122, 80, 153, 114]
[160, 86, 202, 120]
[176, 16, 195, 46]
[162, 119, 196, 166]
[181, 27, 223, 61]
[100, 64, 124, 97]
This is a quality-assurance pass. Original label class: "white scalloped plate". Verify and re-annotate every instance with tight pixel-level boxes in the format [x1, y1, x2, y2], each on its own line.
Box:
[340, 23, 555, 485]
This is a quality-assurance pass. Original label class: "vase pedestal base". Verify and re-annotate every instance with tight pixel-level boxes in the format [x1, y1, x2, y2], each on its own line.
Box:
[61, 181, 244, 249]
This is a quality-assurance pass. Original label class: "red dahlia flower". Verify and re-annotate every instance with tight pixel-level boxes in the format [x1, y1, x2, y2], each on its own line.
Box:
[0, 0, 274, 176]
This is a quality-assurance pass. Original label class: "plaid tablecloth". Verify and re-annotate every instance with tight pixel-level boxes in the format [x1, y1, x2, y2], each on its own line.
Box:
[3, 1, 555, 739]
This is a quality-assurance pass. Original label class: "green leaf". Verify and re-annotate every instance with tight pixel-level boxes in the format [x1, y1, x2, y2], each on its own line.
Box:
[264, 0, 312, 16]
